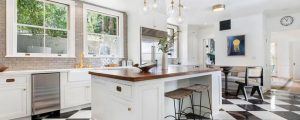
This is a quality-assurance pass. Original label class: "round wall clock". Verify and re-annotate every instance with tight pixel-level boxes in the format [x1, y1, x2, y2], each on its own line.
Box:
[280, 16, 294, 26]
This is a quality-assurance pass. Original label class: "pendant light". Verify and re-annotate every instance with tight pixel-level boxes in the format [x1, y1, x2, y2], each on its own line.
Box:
[177, 0, 183, 23]
[168, 0, 175, 16]
[143, 0, 148, 12]
[153, 0, 158, 8]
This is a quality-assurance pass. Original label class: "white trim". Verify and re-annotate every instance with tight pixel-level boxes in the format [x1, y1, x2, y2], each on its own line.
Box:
[17, 24, 68, 31]
[6, 0, 76, 58]
[83, 4, 124, 58]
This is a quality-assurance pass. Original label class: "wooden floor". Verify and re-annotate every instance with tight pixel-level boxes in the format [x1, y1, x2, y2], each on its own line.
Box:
[271, 77, 300, 95]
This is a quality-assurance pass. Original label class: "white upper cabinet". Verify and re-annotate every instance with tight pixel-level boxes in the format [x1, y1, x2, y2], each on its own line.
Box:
[6, 0, 76, 57]
[83, 4, 125, 58]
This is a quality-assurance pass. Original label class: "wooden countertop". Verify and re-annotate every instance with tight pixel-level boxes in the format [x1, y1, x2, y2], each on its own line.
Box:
[89, 66, 221, 82]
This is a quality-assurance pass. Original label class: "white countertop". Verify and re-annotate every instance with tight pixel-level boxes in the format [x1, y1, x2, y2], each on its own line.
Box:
[0, 67, 131, 75]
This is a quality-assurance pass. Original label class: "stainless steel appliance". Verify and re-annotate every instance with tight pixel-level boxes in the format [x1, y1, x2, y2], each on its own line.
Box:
[32, 73, 60, 115]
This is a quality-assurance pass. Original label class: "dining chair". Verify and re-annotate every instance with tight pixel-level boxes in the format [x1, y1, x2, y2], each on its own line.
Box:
[235, 66, 264, 101]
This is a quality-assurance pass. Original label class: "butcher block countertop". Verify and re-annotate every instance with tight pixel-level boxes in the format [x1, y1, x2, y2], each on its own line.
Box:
[89, 65, 221, 82]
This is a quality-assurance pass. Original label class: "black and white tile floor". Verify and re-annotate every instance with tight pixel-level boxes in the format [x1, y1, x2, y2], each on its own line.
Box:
[42, 107, 91, 120]
[42, 90, 300, 120]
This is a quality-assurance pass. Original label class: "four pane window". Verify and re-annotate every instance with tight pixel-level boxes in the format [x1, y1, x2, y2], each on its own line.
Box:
[86, 10, 120, 57]
[17, 0, 69, 54]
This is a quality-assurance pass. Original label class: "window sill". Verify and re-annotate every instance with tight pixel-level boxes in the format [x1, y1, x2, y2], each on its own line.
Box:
[84, 56, 125, 59]
[5, 55, 76, 58]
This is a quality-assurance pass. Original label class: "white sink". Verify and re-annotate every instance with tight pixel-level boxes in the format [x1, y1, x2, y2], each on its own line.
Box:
[68, 69, 91, 82]
[68, 67, 130, 82]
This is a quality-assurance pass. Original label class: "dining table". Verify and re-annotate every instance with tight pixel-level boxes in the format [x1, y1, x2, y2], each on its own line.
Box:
[220, 66, 233, 95]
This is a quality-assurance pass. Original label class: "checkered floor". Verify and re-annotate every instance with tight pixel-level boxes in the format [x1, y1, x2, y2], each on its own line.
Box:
[219, 90, 300, 120]
[41, 90, 300, 120]
[41, 107, 91, 120]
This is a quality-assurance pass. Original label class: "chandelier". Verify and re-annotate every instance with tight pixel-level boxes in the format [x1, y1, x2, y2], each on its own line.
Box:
[143, 0, 158, 11]
[143, 0, 184, 23]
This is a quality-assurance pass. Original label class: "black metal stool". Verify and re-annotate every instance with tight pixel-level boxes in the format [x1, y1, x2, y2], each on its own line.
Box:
[165, 88, 194, 120]
[184, 84, 213, 119]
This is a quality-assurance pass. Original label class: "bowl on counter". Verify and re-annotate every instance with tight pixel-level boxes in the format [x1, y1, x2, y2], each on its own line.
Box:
[104, 64, 119, 67]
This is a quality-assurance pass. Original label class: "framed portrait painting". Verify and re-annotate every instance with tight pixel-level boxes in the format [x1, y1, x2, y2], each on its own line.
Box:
[227, 35, 245, 56]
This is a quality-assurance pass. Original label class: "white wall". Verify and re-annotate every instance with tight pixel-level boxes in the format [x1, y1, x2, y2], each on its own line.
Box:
[270, 29, 300, 79]
[291, 41, 300, 80]
[179, 25, 188, 65]
[267, 12, 300, 32]
[83, 0, 168, 63]
[215, 13, 266, 67]
[275, 41, 291, 78]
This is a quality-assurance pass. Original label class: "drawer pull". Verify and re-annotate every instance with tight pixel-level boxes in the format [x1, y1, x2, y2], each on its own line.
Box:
[116, 86, 122, 92]
[6, 79, 15, 83]
[128, 107, 132, 111]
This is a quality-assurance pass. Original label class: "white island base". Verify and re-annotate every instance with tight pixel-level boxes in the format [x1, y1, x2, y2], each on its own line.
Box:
[90, 68, 222, 120]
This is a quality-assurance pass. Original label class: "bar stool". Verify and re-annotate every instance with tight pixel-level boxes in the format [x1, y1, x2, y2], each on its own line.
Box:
[165, 88, 194, 120]
[184, 84, 213, 119]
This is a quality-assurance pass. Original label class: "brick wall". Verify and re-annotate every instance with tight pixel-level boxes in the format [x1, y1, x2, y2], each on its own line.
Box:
[0, 0, 125, 71]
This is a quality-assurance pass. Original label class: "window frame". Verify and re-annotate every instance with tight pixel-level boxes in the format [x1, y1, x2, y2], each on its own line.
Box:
[167, 24, 179, 59]
[6, 0, 76, 57]
[83, 4, 125, 58]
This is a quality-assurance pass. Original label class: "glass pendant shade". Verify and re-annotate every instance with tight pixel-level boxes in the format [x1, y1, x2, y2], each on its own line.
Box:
[153, 1, 158, 8]
[167, 6, 175, 16]
[178, 16, 183, 23]
[143, 5, 148, 12]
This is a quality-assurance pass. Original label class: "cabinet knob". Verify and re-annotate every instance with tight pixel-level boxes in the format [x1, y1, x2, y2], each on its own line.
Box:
[116, 86, 122, 92]
[128, 107, 132, 111]
[6, 79, 15, 83]
[23, 89, 26, 91]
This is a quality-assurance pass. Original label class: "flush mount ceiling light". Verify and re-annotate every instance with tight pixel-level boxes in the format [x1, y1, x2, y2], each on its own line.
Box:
[212, 4, 225, 12]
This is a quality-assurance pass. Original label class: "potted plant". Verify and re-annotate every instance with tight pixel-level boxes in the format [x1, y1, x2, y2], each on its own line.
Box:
[158, 32, 176, 69]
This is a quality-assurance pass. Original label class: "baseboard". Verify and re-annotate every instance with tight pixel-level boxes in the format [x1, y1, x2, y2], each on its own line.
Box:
[12, 116, 31, 120]
[272, 76, 292, 80]
[60, 103, 91, 113]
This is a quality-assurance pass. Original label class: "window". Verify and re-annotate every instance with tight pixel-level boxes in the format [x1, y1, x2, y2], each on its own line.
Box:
[83, 4, 124, 58]
[6, 0, 75, 57]
[140, 26, 179, 65]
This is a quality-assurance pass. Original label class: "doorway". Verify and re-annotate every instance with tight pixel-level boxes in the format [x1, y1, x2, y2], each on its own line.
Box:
[270, 29, 300, 93]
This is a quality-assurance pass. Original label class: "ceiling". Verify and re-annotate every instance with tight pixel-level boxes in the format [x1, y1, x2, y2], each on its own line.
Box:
[83, 0, 300, 25]
[166, 0, 300, 25]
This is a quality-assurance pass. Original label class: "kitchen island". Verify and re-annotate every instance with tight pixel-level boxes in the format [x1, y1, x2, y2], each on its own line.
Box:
[89, 66, 222, 120]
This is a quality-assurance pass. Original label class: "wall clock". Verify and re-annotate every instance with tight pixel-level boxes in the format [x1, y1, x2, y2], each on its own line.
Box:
[280, 16, 294, 26]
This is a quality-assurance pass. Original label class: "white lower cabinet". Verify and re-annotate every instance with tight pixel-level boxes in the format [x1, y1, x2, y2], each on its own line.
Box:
[0, 70, 92, 120]
[61, 72, 91, 109]
[0, 76, 29, 120]
[109, 95, 133, 120]
[92, 80, 133, 120]
[63, 84, 91, 108]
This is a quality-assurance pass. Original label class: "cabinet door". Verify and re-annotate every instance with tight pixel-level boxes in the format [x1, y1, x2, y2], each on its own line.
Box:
[0, 86, 27, 119]
[85, 85, 91, 103]
[110, 96, 133, 120]
[211, 72, 222, 114]
[92, 81, 110, 120]
[64, 84, 90, 108]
